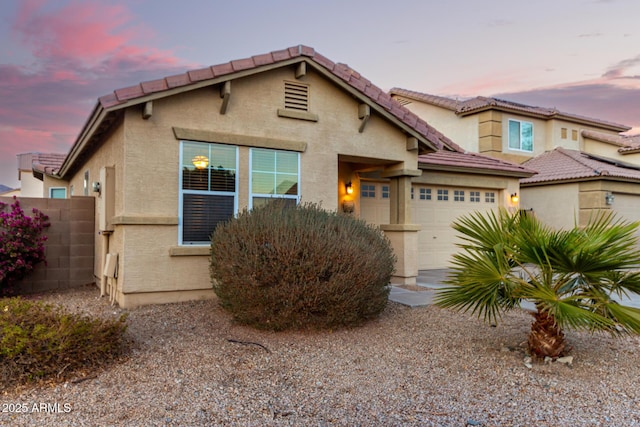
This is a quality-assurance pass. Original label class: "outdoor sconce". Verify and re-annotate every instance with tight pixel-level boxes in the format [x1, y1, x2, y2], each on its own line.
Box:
[192, 155, 209, 170]
[510, 193, 519, 203]
[92, 181, 101, 195]
[345, 181, 354, 195]
[605, 192, 615, 205]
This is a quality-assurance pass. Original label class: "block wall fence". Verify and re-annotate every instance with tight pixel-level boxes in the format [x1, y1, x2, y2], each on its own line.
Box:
[1, 196, 95, 294]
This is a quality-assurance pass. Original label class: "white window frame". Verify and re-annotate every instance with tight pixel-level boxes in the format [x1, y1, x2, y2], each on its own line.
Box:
[178, 141, 239, 246]
[249, 148, 300, 209]
[49, 187, 67, 199]
[508, 119, 534, 152]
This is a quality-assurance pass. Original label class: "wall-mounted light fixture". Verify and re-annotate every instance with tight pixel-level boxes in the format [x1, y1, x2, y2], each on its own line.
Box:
[510, 193, 519, 203]
[605, 192, 615, 205]
[92, 181, 101, 195]
[192, 155, 209, 170]
[345, 181, 354, 195]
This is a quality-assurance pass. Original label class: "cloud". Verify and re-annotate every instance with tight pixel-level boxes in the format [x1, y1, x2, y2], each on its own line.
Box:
[0, 0, 194, 187]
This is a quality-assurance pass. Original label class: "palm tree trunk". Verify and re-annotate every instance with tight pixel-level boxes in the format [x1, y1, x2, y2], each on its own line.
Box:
[528, 309, 567, 358]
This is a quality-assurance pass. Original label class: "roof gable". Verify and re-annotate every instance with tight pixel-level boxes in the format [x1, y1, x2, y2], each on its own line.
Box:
[389, 87, 631, 133]
[59, 46, 467, 178]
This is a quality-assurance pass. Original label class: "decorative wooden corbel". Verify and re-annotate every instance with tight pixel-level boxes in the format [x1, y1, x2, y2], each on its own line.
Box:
[295, 62, 306, 79]
[220, 81, 231, 114]
[142, 101, 153, 120]
[358, 104, 370, 133]
[406, 137, 419, 151]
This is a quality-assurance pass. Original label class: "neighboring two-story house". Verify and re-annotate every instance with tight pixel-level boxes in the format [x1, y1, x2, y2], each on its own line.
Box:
[389, 88, 640, 231]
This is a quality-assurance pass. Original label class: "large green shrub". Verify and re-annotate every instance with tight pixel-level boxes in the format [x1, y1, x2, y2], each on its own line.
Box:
[1, 297, 128, 387]
[210, 201, 395, 330]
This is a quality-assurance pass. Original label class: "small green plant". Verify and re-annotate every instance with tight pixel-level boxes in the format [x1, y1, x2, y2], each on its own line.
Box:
[436, 208, 640, 359]
[0, 297, 128, 387]
[210, 201, 395, 330]
[0, 197, 51, 295]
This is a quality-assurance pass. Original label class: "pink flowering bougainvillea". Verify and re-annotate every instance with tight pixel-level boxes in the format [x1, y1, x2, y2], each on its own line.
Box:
[0, 197, 50, 295]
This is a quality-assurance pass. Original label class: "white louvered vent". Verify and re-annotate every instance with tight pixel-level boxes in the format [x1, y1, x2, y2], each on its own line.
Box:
[284, 81, 309, 111]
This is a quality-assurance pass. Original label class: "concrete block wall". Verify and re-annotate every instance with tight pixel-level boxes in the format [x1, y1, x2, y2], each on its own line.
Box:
[0, 196, 95, 294]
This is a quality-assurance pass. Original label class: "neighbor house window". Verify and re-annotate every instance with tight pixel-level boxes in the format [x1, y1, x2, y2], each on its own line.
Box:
[572, 129, 578, 141]
[180, 141, 238, 245]
[419, 188, 431, 200]
[508, 119, 533, 152]
[454, 190, 464, 202]
[381, 185, 390, 199]
[437, 189, 448, 201]
[485, 192, 495, 203]
[411, 187, 414, 200]
[49, 187, 66, 199]
[361, 184, 376, 198]
[561, 128, 567, 139]
[470, 191, 480, 202]
[250, 148, 299, 208]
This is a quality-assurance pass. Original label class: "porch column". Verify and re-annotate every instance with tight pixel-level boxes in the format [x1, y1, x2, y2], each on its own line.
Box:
[380, 169, 421, 286]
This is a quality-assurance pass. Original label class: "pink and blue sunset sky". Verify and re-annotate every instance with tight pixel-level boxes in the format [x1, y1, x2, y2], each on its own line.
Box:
[1, 0, 639, 188]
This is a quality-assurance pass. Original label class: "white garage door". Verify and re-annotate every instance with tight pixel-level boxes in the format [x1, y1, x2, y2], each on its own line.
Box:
[360, 182, 498, 269]
[611, 193, 640, 239]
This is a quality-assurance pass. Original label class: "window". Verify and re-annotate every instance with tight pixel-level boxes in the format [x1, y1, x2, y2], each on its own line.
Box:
[180, 141, 238, 245]
[485, 192, 495, 203]
[508, 119, 533, 152]
[572, 129, 578, 141]
[437, 189, 448, 201]
[361, 183, 376, 198]
[454, 190, 464, 202]
[470, 191, 480, 202]
[49, 187, 66, 199]
[83, 171, 90, 196]
[250, 148, 299, 208]
[561, 128, 567, 139]
[381, 185, 390, 199]
[411, 187, 414, 200]
[419, 188, 431, 200]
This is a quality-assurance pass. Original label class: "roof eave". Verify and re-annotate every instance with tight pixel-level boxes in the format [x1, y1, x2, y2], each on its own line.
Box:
[419, 163, 535, 178]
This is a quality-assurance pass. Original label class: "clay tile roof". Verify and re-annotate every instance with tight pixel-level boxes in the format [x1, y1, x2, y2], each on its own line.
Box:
[92, 45, 462, 153]
[389, 88, 631, 131]
[419, 151, 536, 177]
[31, 153, 67, 175]
[581, 129, 640, 153]
[521, 147, 640, 185]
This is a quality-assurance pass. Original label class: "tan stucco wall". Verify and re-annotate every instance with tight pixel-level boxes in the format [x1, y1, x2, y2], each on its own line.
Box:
[19, 171, 44, 197]
[70, 66, 422, 306]
[521, 183, 580, 229]
[400, 102, 480, 152]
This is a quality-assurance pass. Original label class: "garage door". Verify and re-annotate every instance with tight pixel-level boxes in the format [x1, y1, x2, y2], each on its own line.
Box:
[360, 182, 498, 269]
[610, 193, 640, 239]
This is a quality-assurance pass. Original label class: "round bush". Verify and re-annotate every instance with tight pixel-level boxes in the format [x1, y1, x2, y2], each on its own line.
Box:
[210, 201, 396, 330]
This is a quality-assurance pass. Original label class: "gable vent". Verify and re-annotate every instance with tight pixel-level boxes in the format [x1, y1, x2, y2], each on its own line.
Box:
[284, 81, 309, 111]
[395, 97, 412, 106]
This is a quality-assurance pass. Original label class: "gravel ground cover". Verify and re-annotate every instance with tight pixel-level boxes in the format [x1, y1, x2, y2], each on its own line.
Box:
[2, 284, 640, 426]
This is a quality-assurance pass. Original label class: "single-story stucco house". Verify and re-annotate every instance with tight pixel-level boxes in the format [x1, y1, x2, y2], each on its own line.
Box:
[38, 45, 533, 307]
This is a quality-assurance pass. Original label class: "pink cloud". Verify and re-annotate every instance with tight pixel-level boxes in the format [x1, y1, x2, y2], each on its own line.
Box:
[0, 0, 195, 186]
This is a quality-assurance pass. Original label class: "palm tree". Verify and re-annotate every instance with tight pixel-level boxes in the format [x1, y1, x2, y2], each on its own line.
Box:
[435, 208, 640, 359]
